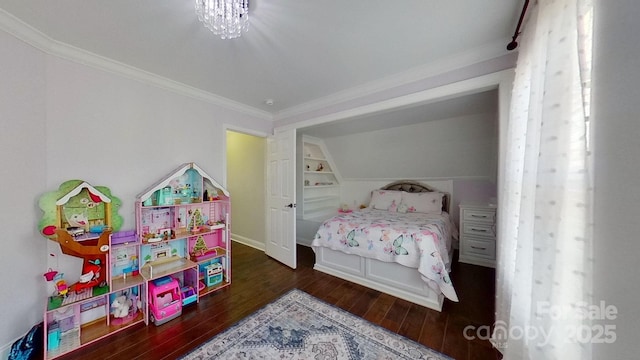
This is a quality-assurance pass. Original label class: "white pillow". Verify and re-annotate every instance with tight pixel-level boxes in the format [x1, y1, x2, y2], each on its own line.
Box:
[369, 190, 402, 212]
[399, 192, 444, 214]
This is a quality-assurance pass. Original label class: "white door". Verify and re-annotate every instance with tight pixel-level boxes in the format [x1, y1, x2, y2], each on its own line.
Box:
[266, 128, 297, 268]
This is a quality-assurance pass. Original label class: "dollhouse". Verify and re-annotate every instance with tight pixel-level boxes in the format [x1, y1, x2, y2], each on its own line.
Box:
[135, 162, 231, 315]
[37, 163, 230, 358]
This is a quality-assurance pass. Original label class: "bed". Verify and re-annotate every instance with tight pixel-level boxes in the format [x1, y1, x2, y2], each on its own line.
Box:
[311, 180, 459, 311]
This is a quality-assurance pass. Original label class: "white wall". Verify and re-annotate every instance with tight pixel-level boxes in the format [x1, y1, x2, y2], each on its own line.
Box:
[0, 28, 271, 351]
[323, 113, 498, 224]
[592, 0, 640, 358]
[0, 29, 48, 354]
[324, 113, 497, 178]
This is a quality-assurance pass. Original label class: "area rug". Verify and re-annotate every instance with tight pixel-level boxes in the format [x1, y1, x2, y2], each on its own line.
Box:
[181, 289, 451, 359]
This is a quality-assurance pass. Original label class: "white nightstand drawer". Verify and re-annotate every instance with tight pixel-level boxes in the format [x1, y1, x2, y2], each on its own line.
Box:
[459, 203, 497, 267]
[462, 208, 495, 224]
[462, 222, 495, 237]
[461, 237, 496, 259]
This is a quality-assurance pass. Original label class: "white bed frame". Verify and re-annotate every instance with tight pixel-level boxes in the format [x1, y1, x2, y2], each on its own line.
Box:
[312, 180, 453, 312]
[314, 247, 446, 310]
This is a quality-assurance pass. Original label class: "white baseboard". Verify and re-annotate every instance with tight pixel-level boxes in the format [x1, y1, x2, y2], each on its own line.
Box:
[0, 343, 10, 360]
[296, 237, 313, 247]
[231, 233, 265, 251]
[231, 233, 313, 251]
[1, 333, 22, 360]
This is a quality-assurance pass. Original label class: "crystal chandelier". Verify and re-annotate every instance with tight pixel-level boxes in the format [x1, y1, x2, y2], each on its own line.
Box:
[195, 0, 249, 40]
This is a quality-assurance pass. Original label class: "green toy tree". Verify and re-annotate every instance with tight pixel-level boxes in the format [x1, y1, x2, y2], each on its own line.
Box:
[192, 236, 209, 256]
[188, 208, 205, 230]
[38, 179, 123, 239]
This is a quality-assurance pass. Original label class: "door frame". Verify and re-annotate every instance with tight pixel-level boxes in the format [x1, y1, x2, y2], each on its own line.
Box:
[224, 125, 270, 250]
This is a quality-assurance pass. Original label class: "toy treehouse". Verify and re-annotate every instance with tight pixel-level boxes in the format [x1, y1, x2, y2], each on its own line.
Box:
[135, 162, 231, 321]
[38, 180, 144, 359]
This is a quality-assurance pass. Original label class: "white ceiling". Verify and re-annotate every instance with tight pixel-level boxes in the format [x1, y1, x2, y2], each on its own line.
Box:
[0, 0, 521, 118]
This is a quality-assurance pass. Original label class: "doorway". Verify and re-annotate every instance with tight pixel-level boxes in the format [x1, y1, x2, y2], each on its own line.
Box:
[226, 130, 267, 250]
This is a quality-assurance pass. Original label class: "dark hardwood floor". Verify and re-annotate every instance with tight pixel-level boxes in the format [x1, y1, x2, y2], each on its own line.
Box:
[58, 242, 500, 360]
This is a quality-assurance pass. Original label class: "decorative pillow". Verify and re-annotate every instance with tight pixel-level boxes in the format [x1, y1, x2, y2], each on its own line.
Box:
[369, 190, 402, 212]
[399, 192, 444, 214]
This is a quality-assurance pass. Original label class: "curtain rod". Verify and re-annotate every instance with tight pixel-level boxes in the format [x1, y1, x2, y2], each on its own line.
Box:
[507, 0, 530, 50]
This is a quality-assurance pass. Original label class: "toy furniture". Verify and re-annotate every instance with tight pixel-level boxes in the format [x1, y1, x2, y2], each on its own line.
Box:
[205, 262, 223, 287]
[180, 286, 197, 306]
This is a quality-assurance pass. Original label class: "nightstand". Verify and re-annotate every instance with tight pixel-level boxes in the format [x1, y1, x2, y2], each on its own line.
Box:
[458, 203, 497, 268]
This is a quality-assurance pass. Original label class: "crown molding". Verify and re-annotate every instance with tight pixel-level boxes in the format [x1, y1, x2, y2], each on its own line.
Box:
[0, 8, 273, 122]
[274, 39, 512, 122]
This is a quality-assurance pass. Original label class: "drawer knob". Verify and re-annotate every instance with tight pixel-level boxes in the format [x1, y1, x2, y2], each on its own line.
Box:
[471, 214, 487, 218]
[471, 228, 488, 232]
[471, 246, 487, 250]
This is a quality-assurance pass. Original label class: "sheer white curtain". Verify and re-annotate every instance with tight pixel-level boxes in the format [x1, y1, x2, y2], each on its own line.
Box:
[494, 0, 593, 359]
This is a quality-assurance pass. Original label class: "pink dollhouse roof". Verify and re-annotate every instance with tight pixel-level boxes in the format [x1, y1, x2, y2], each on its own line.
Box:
[55, 181, 111, 205]
[135, 162, 229, 202]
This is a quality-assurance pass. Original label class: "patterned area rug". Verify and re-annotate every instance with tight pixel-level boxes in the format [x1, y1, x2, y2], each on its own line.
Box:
[181, 289, 451, 360]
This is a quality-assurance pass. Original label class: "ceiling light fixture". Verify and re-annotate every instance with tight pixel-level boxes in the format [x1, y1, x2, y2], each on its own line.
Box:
[195, 0, 249, 40]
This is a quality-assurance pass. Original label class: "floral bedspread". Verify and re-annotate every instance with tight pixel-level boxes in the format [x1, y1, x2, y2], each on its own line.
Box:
[311, 209, 459, 302]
